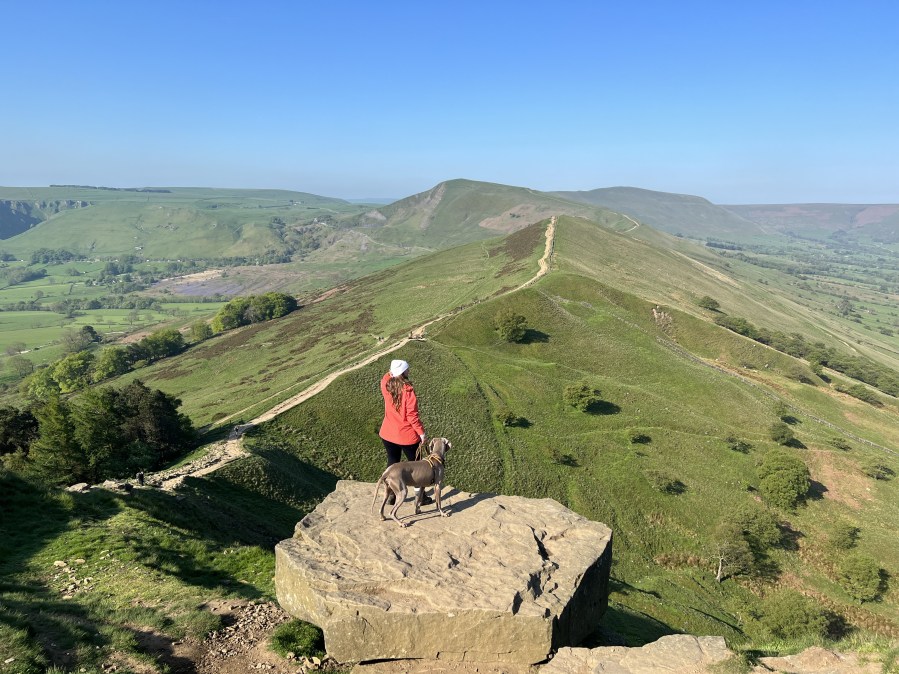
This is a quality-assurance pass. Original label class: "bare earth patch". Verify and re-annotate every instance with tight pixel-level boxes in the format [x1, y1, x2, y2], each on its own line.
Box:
[805, 448, 872, 509]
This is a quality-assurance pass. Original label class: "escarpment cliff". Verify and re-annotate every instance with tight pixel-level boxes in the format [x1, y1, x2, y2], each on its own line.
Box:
[0, 199, 91, 239]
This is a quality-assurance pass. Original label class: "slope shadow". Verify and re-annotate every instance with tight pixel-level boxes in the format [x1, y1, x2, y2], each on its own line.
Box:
[586, 400, 621, 415]
[520, 329, 550, 344]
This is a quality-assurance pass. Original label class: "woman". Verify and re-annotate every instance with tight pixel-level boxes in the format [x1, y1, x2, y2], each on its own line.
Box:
[379, 359, 430, 505]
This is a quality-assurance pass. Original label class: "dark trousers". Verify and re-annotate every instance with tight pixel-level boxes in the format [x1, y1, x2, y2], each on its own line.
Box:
[381, 438, 419, 466]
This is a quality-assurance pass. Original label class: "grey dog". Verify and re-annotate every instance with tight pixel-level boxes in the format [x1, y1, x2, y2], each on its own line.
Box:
[372, 437, 452, 527]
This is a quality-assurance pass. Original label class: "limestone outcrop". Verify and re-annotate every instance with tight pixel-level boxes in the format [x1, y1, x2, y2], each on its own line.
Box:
[275, 480, 612, 664]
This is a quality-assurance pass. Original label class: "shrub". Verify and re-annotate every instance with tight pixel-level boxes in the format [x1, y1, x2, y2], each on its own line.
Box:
[630, 432, 651, 444]
[563, 381, 601, 412]
[757, 449, 810, 510]
[829, 521, 859, 550]
[494, 309, 527, 343]
[645, 469, 686, 494]
[759, 590, 828, 639]
[269, 619, 325, 659]
[725, 436, 752, 453]
[838, 554, 883, 602]
[861, 458, 894, 481]
[829, 436, 852, 451]
[772, 401, 791, 421]
[697, 295, 721, 311]
[769, 421, 794, 446]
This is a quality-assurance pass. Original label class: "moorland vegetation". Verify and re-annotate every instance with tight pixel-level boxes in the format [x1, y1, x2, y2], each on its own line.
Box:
[2, 183, 899, 672]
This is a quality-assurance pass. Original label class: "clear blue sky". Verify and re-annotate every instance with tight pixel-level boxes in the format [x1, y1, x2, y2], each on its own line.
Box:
[2, 1, 897, 203]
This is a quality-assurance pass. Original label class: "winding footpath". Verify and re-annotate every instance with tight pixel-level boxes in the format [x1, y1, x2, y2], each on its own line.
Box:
[147, 217, 557, 489]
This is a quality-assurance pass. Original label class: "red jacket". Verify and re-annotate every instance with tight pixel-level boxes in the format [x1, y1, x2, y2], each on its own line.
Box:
[379, 372, 425, 445]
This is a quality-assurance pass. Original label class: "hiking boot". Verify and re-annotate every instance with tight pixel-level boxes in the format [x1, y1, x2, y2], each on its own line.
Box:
[386, 492, 396, 505]
[418, 492, 434, 506]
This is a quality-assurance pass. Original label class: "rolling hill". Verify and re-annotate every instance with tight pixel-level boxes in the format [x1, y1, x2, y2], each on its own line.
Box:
[4, 184, 899, 670]
[725, 203, 899, 246]
[551, 186, 768, 240]
[0, 186, 367, 259]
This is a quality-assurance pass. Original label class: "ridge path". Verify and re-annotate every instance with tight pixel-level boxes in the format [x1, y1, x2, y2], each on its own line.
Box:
[146, 217, 556, 489]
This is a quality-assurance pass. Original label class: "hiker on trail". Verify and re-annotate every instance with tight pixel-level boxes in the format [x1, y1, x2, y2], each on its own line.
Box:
[379, 359, 431, 505]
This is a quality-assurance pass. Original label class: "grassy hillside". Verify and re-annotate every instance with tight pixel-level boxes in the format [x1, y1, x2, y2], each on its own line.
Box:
[238, 267, 899, 650]
[0, 186, 365, 259]
[350, 179, 635, 250]
[5, 211, 899, 670]
[108, 222, 551, 425]
[726, 203, 899, 247]
[551, 186, 767, 240]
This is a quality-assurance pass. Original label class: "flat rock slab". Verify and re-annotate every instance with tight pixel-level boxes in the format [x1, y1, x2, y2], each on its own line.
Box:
[755, 646, 881, 674]
[276, 480, 612, 664]
[541, 636, 733, 674]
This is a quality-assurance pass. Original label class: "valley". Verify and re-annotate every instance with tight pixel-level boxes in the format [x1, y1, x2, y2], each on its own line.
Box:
[1, 182, 899, 673]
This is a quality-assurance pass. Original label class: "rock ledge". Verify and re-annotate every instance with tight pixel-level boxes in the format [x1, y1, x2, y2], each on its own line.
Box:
[275, 481, 612, 664]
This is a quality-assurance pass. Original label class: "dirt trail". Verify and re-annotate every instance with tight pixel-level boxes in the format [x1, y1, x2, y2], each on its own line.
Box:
[141, 217, 557, 489]
[620, 214, 640, 233]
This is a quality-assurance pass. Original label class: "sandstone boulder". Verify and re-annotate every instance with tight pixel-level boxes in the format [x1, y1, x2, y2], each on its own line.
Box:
[276, 480, 612, 664]
[755, 646, 881, 674]
[541, 635, 732, 674]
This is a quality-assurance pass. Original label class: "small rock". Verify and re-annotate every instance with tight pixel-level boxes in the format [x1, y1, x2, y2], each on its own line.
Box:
[4, 657, 15, 664]
[53, 560, 67, 567]
[311, 657, 321, 666]
[74, 559, 86, 564]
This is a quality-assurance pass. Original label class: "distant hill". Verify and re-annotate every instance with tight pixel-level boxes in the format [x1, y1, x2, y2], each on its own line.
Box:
[725, 203, 899, 245]
[349, 179, 631, 250]
[0, 186, 365, 259]
[551, 186, 766, 240]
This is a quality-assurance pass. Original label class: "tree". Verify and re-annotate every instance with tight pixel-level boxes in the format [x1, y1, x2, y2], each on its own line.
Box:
[7, 355, 34, 378]
[697, 296, 720, 311]
[757, 449, 810, 510]
[91, 347, 131, 382]
[28, 381, 195, 484]
[212, 297, 251, 332]
[734, 503, 782, 551]
[60, 325, 101, 353]
[713, 520, 754, 582]
[22, 366, 61, 402]
[760, 590, 828, 639]
[139, 328, 184, 361]
[838, 554, 882, 602]
[5, 341, 26, 356]
[494, 309, 527, 343]
[0, 406, 39, 456]
[28, 396, 86, 484]
[563, 381, 601, 412]
[189, 321, 213, 343]
[52, 350, 95, 393]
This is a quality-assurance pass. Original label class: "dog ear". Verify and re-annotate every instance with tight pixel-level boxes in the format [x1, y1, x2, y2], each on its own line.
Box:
[444, 438, 452, 450]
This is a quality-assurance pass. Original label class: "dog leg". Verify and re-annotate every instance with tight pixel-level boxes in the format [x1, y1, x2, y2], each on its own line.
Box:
[434, 484, 448, 517]
[390, 484, 408, 527]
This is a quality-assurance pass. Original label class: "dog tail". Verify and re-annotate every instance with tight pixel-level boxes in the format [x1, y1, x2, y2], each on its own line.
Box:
[371, 475, 384, 514]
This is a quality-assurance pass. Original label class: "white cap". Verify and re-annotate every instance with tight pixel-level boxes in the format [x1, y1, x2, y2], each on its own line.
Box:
[390, 359, 409, 377]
